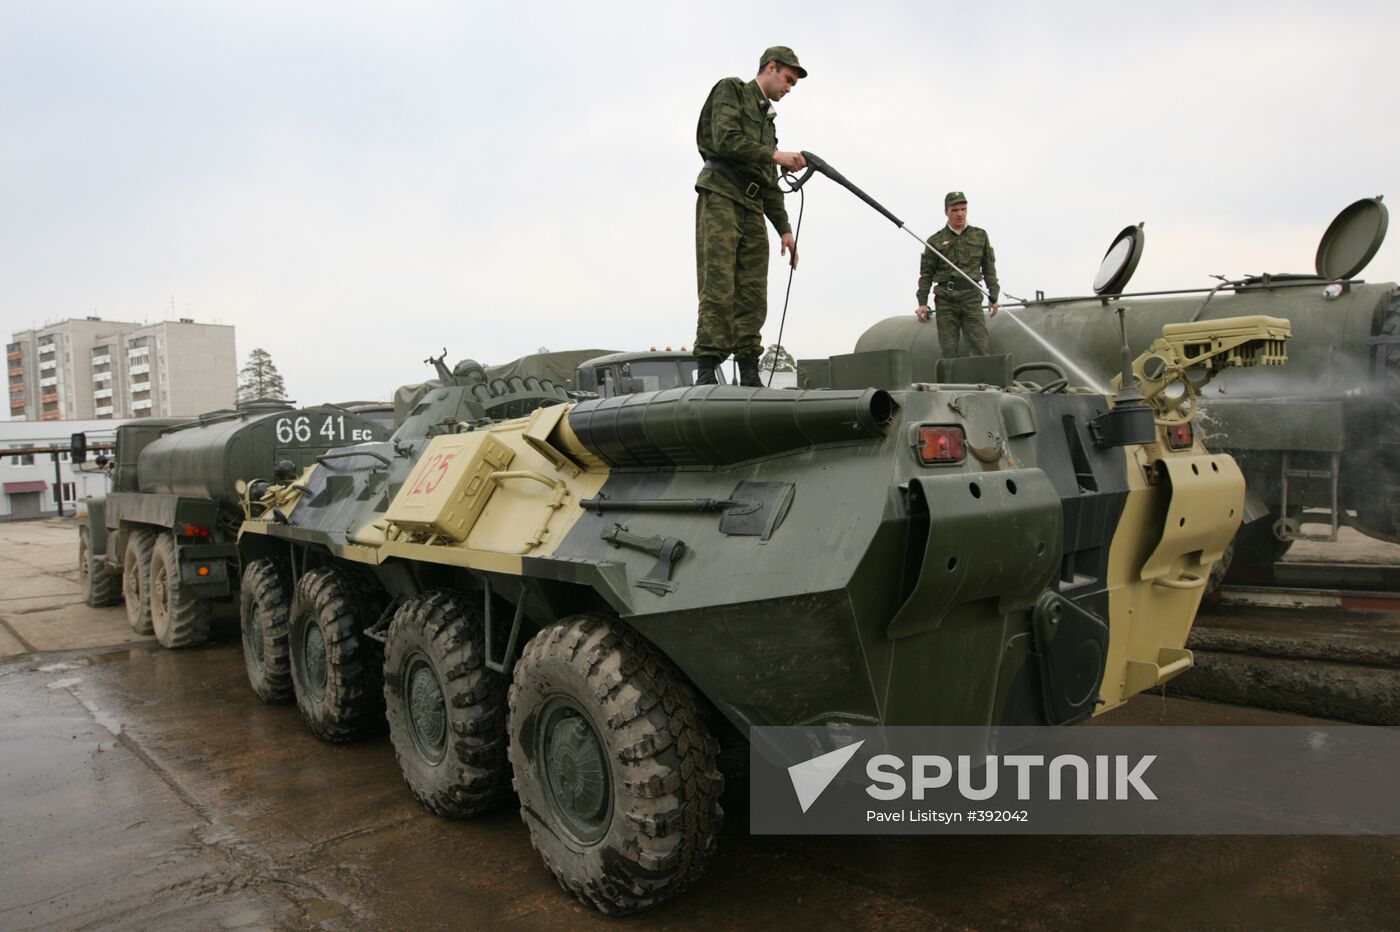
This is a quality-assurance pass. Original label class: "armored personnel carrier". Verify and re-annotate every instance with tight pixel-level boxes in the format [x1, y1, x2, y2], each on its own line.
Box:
[74, 401, 390, 649]
[849, 197, 1394, 573]
[234, 312, 1289, 914]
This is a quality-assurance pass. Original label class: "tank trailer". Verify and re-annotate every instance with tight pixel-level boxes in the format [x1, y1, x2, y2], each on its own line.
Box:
[75, 401, 390, 648]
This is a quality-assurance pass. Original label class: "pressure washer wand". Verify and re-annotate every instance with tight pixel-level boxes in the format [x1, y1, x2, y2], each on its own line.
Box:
[792, 151, 993, 302]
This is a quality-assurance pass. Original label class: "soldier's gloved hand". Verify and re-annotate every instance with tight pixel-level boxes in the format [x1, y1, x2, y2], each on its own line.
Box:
[988, 302, 1000, 317]
[915, 305, 931, 322]
[773, 150, 806, 171]
[781, 233, 799, 269]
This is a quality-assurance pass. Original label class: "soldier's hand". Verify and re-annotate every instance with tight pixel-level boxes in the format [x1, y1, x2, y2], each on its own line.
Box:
[915, 305, 931, 322]
[989, 302, 1000, 317]
[773, 150, 806, 171]
[781, 233, 799, 269]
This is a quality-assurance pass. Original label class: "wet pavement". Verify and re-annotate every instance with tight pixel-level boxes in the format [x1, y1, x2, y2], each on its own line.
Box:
[3, 518, 1400, 930]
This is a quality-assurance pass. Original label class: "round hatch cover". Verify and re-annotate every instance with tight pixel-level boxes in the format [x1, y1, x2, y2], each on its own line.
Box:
[1315, 196, 1387, 280]
[1092, 223, 1145, 296]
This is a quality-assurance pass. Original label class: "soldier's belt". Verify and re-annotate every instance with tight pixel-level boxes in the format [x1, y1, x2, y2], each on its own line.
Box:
[704, 159, 762, 198]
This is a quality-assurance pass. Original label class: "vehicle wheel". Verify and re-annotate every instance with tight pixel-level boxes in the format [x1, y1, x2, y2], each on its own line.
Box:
[122, 528, 156, 635]
[508, 614, 723, 916]
[149, 532, 212, 649]
[1231, 514, 1294, 568]
[383, 590, 511, 817]
[1205, 539, 1234, 597]
[288, 566, 384, 742]
[79, 527, 121, 607]
[240, 557, 293, 703]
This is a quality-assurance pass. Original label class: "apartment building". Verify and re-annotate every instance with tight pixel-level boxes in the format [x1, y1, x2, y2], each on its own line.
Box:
[9, 318, 236, 421]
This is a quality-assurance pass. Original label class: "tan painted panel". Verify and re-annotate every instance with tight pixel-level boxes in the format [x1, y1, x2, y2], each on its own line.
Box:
[1097, 444, 1244, 712]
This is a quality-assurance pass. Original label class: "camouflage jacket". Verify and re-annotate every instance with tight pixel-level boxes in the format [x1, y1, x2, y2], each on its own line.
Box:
[694, 78, 791, 235]
[917, 224, 1000, 304]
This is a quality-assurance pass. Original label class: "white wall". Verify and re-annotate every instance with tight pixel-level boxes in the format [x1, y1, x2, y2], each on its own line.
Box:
[0, 418, 127, 519]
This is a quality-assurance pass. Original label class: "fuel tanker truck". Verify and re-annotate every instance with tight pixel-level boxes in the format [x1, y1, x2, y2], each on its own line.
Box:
[847, 196, 1394, 574]
[75, 401, 390, 648]
[233, 312, 1289, 915]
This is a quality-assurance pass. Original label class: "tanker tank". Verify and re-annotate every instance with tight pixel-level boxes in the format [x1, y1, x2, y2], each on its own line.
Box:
[845, 197, 1397, 573]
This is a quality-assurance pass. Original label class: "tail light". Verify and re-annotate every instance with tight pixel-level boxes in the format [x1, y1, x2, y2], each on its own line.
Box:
[916, 425, 966, 464]
[1165, 422, 1193, 450]
[181, 524, 211, 538]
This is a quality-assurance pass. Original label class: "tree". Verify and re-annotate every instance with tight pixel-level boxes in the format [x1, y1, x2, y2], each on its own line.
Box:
[238, 348, 288, 401]
[758, 343, 796, 373]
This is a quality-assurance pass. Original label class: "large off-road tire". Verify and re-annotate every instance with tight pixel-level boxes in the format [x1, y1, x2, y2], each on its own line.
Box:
[383, 590, 511, 817]
[122, 528, 156, 635]
[1205, 539, 1234, 597]
[508, 614, 723, 916]
[240, 557, 293, 703]
[1231, 514, 1294, 569]
[79, 526, 121, 607]
[288, 566, 384, 742]
[149, 532, 212, 649]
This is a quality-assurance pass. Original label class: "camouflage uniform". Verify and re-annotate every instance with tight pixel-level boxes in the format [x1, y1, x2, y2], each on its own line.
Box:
[917, 225, 1000, 357]
[694, 77, 791, 362]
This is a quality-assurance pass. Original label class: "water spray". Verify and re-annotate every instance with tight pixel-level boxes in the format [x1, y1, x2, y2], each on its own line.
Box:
[783, 151, 1107, 393]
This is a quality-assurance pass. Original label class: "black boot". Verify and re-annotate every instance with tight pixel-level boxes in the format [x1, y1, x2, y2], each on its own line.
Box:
[737, 355, 762, 387]
[694, 356, 720, 386]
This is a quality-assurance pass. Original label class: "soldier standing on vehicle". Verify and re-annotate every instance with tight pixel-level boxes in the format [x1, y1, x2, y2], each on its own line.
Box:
[915, 192, 1001, 357]
[693, 46, 808, 387]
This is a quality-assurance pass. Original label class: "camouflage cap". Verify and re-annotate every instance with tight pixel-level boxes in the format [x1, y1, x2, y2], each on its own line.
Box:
[945, 191, 968, 207]
[760, 46, 807, 78]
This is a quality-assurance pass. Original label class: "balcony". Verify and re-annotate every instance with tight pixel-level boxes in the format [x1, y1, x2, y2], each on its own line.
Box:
[128, 363, 150, 376]
[8, 366, 21, 377]
[6, 350, 21, 362]
[130, 381, 151, 394]
[93, 369, 111, 382]
[90, 354, 110, 366]
[10, 404, 25, 417]
[39, 359, 56, 371]
[93, 388, 112, 400]
[41, 410, 60, 421]
[39, 377, 57, 388]
[95, 405, 114, 416]
[132, 399, 153, 411]
[41, 392, 59, 403]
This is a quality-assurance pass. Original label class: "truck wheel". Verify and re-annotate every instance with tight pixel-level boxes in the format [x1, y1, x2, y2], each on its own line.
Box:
[288, 566, 384, 742]
[79, 527, 121, 607]
[508, 614, 723, 916]
[1232, 514, 1294, 568]
[149, 532, 212, 649]
[122, 529, 156, 635]
[383, 590, 510, 817]
[240, 558, 293, 703]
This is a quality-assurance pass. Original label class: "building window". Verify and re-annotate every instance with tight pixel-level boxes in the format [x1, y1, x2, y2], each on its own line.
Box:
[61, 482, 76, 502]
[10, 451, 35, 466]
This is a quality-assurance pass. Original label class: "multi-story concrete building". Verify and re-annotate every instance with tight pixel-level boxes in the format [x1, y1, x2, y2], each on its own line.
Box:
[9, 318, 235, 421]
[0, 418, 124, 520]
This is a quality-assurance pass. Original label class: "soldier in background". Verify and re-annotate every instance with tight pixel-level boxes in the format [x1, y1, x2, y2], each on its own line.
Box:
[915, 192, 1001, 357]
[693, 46, 808, 387]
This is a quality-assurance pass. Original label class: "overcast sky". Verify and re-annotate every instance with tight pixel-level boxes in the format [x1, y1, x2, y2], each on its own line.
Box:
[2, 0, 1397, 402]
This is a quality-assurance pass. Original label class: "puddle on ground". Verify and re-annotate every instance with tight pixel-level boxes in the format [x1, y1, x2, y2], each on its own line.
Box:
[303, 898, 351, 924]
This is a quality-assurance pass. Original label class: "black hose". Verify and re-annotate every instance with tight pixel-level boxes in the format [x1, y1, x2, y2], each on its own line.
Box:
[767, 173, 806, 387]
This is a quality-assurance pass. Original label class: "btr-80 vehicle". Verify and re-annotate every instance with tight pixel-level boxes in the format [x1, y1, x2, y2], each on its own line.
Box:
[233, 315, 1289, 914]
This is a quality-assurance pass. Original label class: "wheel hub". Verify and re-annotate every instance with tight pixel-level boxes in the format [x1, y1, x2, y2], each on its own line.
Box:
[540, 701, 610, 842]
[406, 657, 447, 764]
[243, 609, 265, 666]
[299, 618, 328, 699]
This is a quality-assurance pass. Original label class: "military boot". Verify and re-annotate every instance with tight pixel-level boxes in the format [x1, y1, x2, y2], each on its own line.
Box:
[694, 356, 720, 386]
[737, 355, 763, 388]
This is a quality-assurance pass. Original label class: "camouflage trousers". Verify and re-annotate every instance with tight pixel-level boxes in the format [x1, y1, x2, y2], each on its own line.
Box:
[695, 190, 769, 360]
[935, 294, 990, 357]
